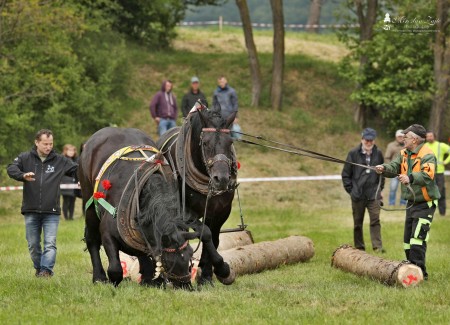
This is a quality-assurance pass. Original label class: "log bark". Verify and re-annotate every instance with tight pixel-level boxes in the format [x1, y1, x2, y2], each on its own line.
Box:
[429, 0, 449, 140]
[218, 235, 314, 276]
[236, 0, 262, 108]
[306, 0, 322, 33]
[270, 0, 285, 110]
[331, 245, 423, 287]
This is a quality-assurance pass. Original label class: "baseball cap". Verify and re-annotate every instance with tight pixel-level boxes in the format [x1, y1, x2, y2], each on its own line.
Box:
[361, 128, 377, 140]
[395, 129, 404, 137]
[191, 76, 200, 83]
[402, 124, 426, 138]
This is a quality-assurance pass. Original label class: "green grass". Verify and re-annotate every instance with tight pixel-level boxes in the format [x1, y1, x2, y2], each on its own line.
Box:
[1, 179, 450, 324]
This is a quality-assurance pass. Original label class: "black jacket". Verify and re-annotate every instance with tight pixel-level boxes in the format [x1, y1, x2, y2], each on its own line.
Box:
[181, 90, 208, 117]
[7, 147, 78, 215]
[341, 144, 384, 201]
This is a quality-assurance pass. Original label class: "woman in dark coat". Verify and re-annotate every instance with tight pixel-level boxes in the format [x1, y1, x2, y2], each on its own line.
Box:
[61, 144, 78, 220]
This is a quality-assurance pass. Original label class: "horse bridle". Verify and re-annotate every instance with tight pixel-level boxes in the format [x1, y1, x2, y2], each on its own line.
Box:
[200, 127, 237, 195]
[160, 240, 192, 284]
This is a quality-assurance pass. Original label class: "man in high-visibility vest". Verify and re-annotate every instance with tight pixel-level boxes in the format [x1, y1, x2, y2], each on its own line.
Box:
[376, 124, 440, 280]
[425, 131, 450, 216]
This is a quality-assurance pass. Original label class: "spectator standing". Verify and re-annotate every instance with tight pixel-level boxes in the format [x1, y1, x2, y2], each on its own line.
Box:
[212, 76, 242, 139]
[376, 124, 440, 279]
[7, 129, 78, 277]
[181, 76, 208, 117]
[60, 144, 78, 221]
[425, 131, 450, 216]
[342, 128, 385, 253]
[385, 130, 406, 206]
[149, 80, 178, 136]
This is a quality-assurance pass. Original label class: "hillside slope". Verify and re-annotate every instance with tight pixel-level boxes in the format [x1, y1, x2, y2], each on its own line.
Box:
[121, 28, 387, 179]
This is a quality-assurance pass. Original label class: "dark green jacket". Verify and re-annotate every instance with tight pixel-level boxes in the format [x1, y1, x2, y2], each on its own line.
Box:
[382, 143, 440, 203]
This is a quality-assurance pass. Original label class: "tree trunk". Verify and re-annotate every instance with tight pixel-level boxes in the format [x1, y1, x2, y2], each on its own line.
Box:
[306, 0, 322, 33]
[218, 235, 315, 276]
[270, 0, 285, 110]
[236, 0, 262, 108]
[331, 245, 423, 287]
[429, 0, 449, 140]
[353, 0, 378, 128]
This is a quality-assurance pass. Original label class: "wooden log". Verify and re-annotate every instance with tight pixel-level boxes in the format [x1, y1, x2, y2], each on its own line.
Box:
[192, 230, 254, 260]
[217, 235, 315, 276]
[331, 245, 423, 287]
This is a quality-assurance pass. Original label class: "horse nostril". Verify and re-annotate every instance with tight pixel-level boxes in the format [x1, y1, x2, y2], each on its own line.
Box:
[213, 175, 220, 183]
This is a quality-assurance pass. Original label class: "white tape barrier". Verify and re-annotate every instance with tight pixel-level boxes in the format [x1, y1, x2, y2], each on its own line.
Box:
[179, 21, 360, 29]
[2, 171, 450, 191]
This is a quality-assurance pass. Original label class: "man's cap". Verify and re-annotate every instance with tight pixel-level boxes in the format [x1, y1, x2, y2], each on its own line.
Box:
[402, 124, 426, 138]
[395, 129, 404, 137]
[191, 76, 200, 83]
[361, 128, 377, 140]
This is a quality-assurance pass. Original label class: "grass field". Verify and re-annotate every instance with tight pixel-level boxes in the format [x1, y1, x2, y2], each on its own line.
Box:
[1, 178, 450, 324]
[2, 27, 450, 324]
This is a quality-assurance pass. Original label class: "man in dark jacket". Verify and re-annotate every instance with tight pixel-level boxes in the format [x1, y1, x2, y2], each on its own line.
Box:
[149, 80, 178, 136]
[342, 128, 385, 252]
[7, 129, 78, 277]
[181, 76, 208, 117]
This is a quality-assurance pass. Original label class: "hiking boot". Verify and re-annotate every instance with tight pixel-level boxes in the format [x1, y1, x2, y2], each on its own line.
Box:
[37, 270, 53, 278]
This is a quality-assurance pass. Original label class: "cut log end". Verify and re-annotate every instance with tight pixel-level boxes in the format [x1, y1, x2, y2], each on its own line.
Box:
[397, 264, 423, 288]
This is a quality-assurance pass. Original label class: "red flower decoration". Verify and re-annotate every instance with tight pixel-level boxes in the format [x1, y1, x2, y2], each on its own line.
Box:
[102, 179, 112, 190]
[237, 161, 241, 170]
[154, 159, 164, 165]
[93, 192, 106, 199]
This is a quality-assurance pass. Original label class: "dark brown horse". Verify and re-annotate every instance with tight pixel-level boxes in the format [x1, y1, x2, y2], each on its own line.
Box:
[157, 104, 237, 285]
[78, 127, 200, 289]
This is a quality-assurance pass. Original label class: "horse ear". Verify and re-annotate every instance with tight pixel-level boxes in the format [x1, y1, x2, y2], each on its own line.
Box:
[212, 98, 222, 114]
[225, 111, 237, 129]
[197, 108, 208, 127]
[181, 231, 200, 241]
[161, 234, 171, 247]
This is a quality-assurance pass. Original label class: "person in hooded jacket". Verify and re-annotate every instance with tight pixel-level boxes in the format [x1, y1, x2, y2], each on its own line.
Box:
[7, 129, 78, 277]
[149, 80, 178, 136]
[342, 128, 385, 253]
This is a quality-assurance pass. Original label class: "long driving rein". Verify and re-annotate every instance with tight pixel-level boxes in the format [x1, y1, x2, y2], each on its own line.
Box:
[232, 130, 415, 211]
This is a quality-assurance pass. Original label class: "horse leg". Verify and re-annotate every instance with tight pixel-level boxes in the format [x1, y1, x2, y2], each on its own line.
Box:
[102, 235, 123, 287]
[193, 221, 235, 286]
[138, 256, 163, 287]
[85, 210, 107, 283]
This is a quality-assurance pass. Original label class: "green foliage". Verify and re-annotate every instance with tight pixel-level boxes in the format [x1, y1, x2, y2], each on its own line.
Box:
[0, 0, 128, 166]
[337, 0, 436, 133]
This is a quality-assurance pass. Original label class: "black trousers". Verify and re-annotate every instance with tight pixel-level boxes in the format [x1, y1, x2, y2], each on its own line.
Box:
[351, 199, 383, 251]
[435, 173, 446, 215]
[62, 195, 76, 220]
[404, 201, 436, 278]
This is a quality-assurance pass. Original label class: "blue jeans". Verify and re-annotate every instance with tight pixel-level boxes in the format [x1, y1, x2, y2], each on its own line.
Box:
[158, 118, 177, 136]
[24, 214, 60, 274]
[230, 123, 242, 140]
[389, 177, 407, 206]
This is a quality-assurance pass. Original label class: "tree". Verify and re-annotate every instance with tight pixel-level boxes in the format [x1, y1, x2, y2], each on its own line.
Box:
[306, 0, 323, 33]
[270, 0, 285, 110]
[429, 0, 449, 140]
[337, 0, 438, 133]
[352, 0, 378, 127]
[235, 0, 262, 107]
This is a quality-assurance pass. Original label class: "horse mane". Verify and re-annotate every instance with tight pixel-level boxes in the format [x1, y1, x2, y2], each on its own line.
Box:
[137, 172, 185, 252]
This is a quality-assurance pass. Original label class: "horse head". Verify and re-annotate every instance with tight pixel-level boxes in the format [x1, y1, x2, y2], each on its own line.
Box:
[196, 102, 237, 193]
[139, 172, 195, 289]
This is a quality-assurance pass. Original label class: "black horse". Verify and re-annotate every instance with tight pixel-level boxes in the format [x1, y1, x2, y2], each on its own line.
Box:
[157, 104, 237, 285]
[78, 127, 200, 289]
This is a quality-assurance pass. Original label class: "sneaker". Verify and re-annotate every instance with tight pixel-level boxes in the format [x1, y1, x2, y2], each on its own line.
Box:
[35, 269, 40, 277]
[373, 248, 386, 254]
[37, 270, 53, 278]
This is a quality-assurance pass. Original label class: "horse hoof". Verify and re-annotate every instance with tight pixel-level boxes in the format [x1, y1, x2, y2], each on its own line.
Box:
[216, 268, 236, 285]
[196, 276, 214, 288]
